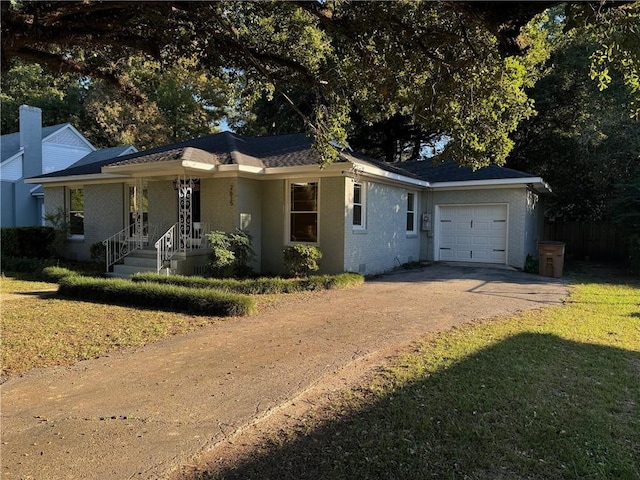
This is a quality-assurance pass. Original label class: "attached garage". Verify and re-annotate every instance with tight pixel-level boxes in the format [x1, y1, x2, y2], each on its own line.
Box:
[437, 204, 507, 263]
[380, 160, 552, 270]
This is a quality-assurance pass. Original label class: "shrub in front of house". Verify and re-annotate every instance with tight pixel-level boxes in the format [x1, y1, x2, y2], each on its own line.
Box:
[41, 266, 78, 282]
[206, 230, 256, 278]
[0, 256, 58, 275]
[132, 272, 364, 294]
[57, 276, 256, 316]
[283, 244, 323, 277]
[299, 273, 365, 290]
[90, 242, 106, 265]
[523, 254, 539, 274]
[1, 227, 56, 259]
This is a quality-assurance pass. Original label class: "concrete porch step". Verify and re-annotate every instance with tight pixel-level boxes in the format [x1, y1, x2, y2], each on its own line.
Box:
[109, 246, 209, 278]
[111, 264, 158, 277]
[111, 248, 159, 277]
[123, 255, 157, 268]
[127, 247, 157, 258]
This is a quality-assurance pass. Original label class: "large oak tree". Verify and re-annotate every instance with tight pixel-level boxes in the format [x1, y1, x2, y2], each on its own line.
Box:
[2, 1, 637, 166]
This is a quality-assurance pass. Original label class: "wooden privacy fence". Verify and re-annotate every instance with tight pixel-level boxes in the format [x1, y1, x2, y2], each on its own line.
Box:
[544, 222, 628, 262]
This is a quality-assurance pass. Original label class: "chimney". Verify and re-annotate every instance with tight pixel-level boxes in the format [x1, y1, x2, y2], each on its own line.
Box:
[19, 105, 43, 178]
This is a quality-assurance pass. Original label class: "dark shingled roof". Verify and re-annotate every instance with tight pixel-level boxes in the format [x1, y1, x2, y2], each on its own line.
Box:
[394, 159, 536, 183]
[70, 145, 135, 168]
[30, 131, 537, 185]
[32, 132, 337, 179]
[342, 150, 424, 181]
[104, 131, 320, 169]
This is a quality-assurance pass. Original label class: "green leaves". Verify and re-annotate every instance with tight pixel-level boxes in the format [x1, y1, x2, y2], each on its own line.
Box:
[230, 2, 552, 167]
[508, 32, 640, 223]
[580, 2, 640, 119]
[4, 1, 638, 166]
[283, 244, 323, 277]
[206, 229, 256, 278]
[57, 275, 257, 316]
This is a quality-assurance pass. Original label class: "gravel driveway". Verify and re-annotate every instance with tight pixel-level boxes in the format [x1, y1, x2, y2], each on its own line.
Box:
[1, 264, 568, 480]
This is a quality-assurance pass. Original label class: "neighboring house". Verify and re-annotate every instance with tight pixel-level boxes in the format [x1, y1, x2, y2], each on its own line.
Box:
[1, 105, 138, 228]
[26, 132, 550, 276]
[1, 105, 96, 226]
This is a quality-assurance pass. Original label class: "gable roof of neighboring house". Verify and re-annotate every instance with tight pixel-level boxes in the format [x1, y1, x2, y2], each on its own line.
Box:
[27, 145, 137, 198]
[0, 124, 68, 162]
[69, 145, 138, 167]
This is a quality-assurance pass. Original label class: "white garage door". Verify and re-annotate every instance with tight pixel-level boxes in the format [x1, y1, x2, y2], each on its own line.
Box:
[438, 205, 507, 263]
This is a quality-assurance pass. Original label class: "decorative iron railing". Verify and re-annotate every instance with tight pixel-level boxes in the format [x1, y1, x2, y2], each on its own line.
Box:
[155, 223, 178, 274]
[154, 222, 210, 274]
[103, 226, 144, 272]
[190, 222, 209, 250]
[103, 221, 209, 275]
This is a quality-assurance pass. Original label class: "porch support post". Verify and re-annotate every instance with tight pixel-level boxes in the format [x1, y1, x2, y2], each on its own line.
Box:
[177, 175, 193, 252]
[133, 178, 145, 249]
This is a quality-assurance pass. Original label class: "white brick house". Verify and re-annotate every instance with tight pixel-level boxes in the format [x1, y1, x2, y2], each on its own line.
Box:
[26, 132, 550, 276]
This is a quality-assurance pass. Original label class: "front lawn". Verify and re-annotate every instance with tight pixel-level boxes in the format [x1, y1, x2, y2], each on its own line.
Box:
[199, 268, 640, 479]
[0, 273, 327, 377]
[1, 275, 219, 377]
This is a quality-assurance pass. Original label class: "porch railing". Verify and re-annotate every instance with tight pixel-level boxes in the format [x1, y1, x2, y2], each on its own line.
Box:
[155, 223, 179, 274]
[103, 226, 145, 272]
[154, 222, 210, 274]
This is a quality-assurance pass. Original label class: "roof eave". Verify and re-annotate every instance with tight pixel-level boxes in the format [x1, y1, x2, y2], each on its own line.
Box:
[349, 159, 430, 188]
[102, 160, 185, 175]
[0, 149, 24, 167]
[262, 163, 343, 178]
[217, 164, 264, 175]
[25, 173, 130, 184]
[431, 177, 552, 193]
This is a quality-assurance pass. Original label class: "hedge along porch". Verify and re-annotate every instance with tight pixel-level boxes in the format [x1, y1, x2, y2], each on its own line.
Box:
[28, 132, 550, 276]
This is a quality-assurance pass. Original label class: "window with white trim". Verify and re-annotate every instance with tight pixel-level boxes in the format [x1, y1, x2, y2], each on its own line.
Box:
[406, 191, 416, 233]
[68, 188, 84, 237]
[289, 181, 318, 243]
[353, 182, 366, 229]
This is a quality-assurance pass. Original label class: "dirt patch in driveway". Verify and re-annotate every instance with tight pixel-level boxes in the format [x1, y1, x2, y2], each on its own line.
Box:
[1, 264, 567, 480]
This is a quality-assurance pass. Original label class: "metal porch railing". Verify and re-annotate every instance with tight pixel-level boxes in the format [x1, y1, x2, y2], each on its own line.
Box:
[154, 222, 210, 274]
[155, 223, 179, 274]
[103, 226, 145, 272]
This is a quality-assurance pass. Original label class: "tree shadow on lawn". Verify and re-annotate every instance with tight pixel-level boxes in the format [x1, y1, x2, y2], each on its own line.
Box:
[195, 333, 640, 480]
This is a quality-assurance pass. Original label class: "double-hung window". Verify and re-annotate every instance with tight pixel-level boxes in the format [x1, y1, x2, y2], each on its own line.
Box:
[353, 182, 366, 229]
[406, 191, 417, 234]
[289, 182, 318, 243]
[68, 188, 84, 237]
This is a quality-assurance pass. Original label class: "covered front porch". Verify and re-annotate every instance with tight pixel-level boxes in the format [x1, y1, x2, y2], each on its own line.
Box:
[103, 176, 211, 276]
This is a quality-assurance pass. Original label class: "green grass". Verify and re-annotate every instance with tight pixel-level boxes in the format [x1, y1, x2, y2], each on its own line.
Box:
[0, 271, 346, 378]
[1, 273, 270, 377]
[1, 274, 226, 377]
[1, 273, 59, 295]
[57, 275, 256, 317]
[132, 272, 365, 294]
[199, 270, 640, 480]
